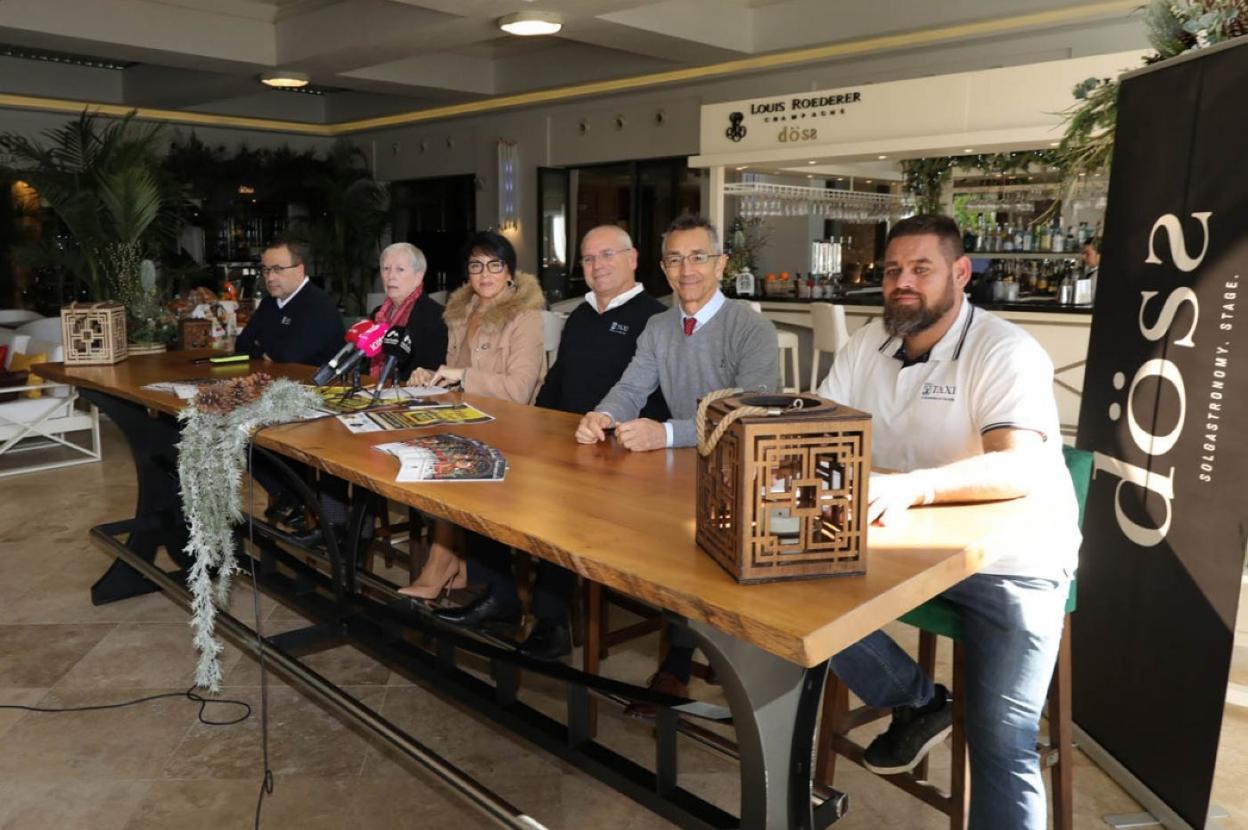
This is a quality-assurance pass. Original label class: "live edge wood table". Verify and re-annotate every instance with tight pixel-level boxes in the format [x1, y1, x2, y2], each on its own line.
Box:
[36, 353, 1043, 830]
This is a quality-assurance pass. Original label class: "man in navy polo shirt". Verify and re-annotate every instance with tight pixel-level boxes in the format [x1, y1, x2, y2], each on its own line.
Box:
[816, 214, 1078, 830]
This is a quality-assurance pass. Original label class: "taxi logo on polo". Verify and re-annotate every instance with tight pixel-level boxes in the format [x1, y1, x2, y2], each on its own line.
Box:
[609, 321, 630, 335]
[921, 383, 956, 401]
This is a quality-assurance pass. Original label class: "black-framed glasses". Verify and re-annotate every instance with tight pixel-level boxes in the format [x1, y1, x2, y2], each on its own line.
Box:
[260, 263, 298, 276]
[467, 259, 506, 275]
[661, 252, 721, 269]
[580, 247, 632, 267]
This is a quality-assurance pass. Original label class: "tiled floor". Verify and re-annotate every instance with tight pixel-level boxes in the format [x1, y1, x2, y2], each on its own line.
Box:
[0, 420, 1241, 828]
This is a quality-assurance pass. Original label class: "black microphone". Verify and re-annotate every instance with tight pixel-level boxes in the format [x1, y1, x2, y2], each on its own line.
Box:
[371, 326, 413, 403]
[313, 322, 385, 386]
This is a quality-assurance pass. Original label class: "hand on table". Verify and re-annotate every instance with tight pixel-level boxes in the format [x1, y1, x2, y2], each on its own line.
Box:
[615, 418, 666, 452]
[575, 411, 613, 444]
[430, 366, 465, 387]
[406, 367, 436, 387]
[866, 472, 930, 526]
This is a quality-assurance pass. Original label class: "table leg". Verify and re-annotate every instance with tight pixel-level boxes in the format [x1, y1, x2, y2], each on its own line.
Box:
[81, 389, 190, 605]
[685, 618, 845, 830]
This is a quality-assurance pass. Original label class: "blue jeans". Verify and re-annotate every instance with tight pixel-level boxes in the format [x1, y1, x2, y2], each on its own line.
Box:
[831, 573, 1069, 830]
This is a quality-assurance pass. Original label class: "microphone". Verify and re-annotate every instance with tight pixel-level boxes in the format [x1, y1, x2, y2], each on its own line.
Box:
[371, 326, 413, 403]
[314, 322, 386, 386]
[312, 320, 372, 386]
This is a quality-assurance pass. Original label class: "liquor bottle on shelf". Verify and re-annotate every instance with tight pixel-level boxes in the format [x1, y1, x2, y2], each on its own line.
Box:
[963, 225, 978, 253]
[735, 268, 755, 298]
[1050, 220, 1064, 253]
[1064, 226, 1076, 252]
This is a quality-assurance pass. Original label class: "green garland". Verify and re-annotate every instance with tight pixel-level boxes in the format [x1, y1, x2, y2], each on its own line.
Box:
[1055, 1, 1248, 186]
[902, 150, 1061, 214]
[177, 378, 321, 691]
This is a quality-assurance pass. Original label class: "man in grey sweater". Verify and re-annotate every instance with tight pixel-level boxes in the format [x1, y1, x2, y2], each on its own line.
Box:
[575, 214, 778, 712]
[576, 215, 778, 451]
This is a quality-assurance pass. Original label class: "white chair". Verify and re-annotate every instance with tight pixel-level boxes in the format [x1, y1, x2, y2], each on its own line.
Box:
[15, 317, 63, 345]
[0, 327, 101, 478]
[540, 310, 567, 379]
[809, 302, 850, 393]
[0, 309, 43, 327]
[747, 302, 801, 394]
[549, 296, 583, 315]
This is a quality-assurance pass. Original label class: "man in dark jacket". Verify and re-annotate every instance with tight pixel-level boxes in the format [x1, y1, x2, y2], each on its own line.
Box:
[517, 225, 668, 659]
[236, 236, 344, 530]
[235, 236, 344, 366]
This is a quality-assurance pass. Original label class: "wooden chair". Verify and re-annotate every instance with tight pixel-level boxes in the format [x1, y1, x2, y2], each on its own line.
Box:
[814, 446, 1092, 830]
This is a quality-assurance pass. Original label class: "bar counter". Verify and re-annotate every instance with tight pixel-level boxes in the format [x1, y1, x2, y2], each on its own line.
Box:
[747, 290, 1093, 439]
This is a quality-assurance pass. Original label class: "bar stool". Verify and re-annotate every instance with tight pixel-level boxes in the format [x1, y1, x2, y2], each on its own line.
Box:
[777, 329, 801, 393]
[748, 301, 801, 393]
[814, 446, 1091, 830]
[809, 302, 849, 392]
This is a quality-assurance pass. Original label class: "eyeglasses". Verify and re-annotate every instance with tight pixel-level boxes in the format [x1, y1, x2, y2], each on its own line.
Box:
[580, 247, 632, 267]
[467, 259, 506, 275]
[661, 252, 722, 269]
[260, 263, 298, 276]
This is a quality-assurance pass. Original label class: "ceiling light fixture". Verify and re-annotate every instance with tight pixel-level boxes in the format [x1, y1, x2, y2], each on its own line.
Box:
[499, 11, 562, 36]
[807, 160, 818, 165]
[877, 154, 887, 160]
[260, 70, 310, 89]
[963, 148, 974, 153]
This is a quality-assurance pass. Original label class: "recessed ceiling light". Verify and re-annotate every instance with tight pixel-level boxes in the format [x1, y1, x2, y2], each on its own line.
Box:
[877, 155, 888, 160]
[963, 148, 974, 153]
[735, 166, 747, 171]
[499, 11, 562, 35]
[864, 179, 873, 184]
[1049, 141, 1060, 146]
[808, 160, 818, 165]
[260, 70, 310, 89]
[807, 174, 814, 179]
[836, 177, 844, 181]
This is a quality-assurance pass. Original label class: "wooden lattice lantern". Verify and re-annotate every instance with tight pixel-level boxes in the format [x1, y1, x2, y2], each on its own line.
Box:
[60, 301, 128, 365]
[695, 389, 871, 584]
[179, 318, 213, 351]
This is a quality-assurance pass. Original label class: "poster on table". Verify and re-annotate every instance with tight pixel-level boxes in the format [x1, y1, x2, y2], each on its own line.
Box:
[1074, 39, 1248, 828]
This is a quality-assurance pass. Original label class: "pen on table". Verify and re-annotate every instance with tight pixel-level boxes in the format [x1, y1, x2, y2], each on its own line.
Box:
[191, 354, 251, 365]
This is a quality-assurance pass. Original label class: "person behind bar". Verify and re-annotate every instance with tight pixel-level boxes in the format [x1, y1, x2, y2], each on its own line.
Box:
[516, 224, 670, 660]
[403, 232, 545, 632]
[815, 214, 1079, 830]
[575, 214, 778, 713]
[235, 235, 344, 532]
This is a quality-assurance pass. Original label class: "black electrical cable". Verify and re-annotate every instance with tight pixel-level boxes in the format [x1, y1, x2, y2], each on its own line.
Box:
[247, 429, 275, 830]
[0, 687, 252, 725]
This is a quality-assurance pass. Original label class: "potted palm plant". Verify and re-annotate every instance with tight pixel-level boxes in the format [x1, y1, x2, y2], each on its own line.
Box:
[0, 110, 182, 347]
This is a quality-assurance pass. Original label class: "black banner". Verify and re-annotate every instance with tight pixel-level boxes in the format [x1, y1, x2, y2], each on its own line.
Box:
[1074, 41, 1248, 827]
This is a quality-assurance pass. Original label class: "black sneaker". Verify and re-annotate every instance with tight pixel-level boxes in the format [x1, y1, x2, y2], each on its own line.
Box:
[862, 684, 952, 775]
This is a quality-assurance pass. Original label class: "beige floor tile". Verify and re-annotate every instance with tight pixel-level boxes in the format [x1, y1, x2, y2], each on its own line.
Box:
[0, 779, 151, 830]
[55, 622, 244, 690]
[162, 684, 387, 780]
[0, 687, 49, 741]
[0, 686, 195, 780]
[0, 622, 115, 686]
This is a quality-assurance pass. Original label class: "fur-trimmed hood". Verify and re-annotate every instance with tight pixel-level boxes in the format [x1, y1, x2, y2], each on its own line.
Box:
[443, 271, 545, 330]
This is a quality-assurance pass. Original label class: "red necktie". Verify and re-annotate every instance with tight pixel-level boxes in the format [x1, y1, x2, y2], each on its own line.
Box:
[682, 317, 696, 336]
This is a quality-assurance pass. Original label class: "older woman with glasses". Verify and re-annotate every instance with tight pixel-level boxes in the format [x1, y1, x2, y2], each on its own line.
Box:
[369, 242, 447, 382]
[401, 231, 545, 604]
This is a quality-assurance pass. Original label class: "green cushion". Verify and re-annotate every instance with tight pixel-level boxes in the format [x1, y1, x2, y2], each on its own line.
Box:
[902, 445, 1092, 639]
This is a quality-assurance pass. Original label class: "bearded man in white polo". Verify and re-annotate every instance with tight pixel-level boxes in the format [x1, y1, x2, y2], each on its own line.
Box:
[816, 214, 1079, 830]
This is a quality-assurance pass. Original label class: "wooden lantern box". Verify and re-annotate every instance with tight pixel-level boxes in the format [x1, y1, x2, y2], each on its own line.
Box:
[60, 302, 128, 365]
[179, 318, 213, 350]
[695, 392, 871, 584]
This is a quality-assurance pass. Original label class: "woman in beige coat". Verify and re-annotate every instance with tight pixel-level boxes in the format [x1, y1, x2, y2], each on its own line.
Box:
[401, 232, 545, 604]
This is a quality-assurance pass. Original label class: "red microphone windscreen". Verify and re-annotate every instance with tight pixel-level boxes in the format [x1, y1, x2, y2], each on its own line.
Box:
[355, 323, 388, 356]
[345, 319, 371, 343]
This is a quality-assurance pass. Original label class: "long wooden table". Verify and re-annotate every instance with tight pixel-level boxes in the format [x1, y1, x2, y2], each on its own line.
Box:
[36, 352, 1045, 829]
